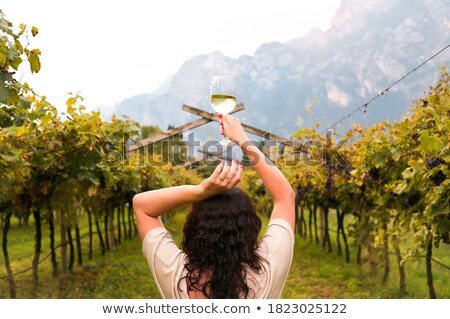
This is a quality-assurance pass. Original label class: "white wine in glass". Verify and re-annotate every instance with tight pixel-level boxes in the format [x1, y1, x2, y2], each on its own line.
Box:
[210, 75, 236, 147]
[210, 94, 236, 115]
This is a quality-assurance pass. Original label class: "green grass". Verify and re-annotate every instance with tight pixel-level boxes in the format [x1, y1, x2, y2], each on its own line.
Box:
[1, 209, 449, 299]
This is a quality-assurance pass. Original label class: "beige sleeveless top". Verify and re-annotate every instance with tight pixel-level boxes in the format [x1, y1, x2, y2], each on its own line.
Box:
[142, 218, 294, 298]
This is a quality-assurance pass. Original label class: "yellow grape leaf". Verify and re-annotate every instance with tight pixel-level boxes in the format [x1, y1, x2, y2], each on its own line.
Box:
[66, 97, 76, 107]
[14, 39, 24, 53]
[18, 23, 26, 36]
[354, 179, 363, 187]
[393, 181, 409, 194]
[401, 167, 415, 179]
[27, 50, 41, 73]
[31, 26, 39, 37]
[16, 126, 28, 137]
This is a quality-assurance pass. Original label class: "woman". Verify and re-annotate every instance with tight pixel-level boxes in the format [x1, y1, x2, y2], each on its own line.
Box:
[133, 114, 295, 298]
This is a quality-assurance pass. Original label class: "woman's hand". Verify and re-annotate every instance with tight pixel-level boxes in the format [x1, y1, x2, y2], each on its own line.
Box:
[219, 114, 250, 146]
[198, 160, 244, 198]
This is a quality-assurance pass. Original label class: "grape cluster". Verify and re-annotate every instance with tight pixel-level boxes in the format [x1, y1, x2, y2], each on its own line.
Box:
[362, 167, 380, 187]
[405, 193, 420, 207]
[426, 157, 446, 170]
[368, 167, 380, 181]
[14, 193, 32, 210]
[256, 185, 266, 196]
[430, 170, 446, 186]
[296, 186, 308, 201]
[47, 171, 60, 183]
[443, 232, 449, 245]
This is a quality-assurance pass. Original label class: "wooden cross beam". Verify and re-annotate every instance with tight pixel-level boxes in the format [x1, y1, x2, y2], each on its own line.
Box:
[126, 103, 245, 152]
[182, 105, 307, 152]
[172, 106, 308, 170]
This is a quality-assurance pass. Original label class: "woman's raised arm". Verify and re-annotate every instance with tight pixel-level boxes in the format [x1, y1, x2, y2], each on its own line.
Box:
[220, 114, 296, 230]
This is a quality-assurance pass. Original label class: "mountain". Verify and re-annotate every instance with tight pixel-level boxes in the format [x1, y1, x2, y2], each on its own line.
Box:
[107, 0, 450, 140]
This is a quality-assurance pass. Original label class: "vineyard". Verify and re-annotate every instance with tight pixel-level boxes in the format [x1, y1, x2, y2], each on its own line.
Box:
[244, 70, 450, 298]
[278, 71, 450, 298]
[1, 13, 450, 298]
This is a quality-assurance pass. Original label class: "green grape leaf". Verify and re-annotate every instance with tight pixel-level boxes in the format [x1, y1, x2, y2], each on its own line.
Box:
[419, 130, 440, 155]
[391, 148, 401, 161]
[10, 56, 22, 70]
[437, 218, 450, 233]
[373, 153, 387, 168]
[441, 149, 450, 162]
[0, 48, 7, 66]
[1, 153, 20, 162]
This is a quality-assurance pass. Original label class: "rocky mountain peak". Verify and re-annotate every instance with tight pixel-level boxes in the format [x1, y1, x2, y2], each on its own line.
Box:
[109, 0, 450, 139]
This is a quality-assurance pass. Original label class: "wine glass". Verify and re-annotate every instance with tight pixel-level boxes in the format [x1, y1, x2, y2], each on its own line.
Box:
[210, 75, 236, 148]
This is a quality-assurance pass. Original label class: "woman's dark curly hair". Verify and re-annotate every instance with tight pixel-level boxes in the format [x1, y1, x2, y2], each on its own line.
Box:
[178, 187, 265, 298]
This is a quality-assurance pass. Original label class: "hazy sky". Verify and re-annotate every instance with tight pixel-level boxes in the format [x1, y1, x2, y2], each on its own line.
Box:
[2, 0, 340, 110]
